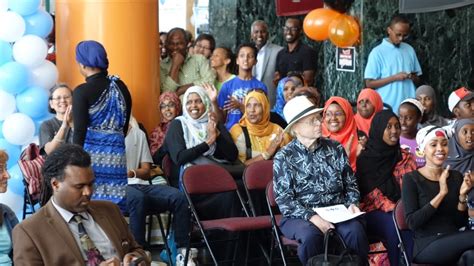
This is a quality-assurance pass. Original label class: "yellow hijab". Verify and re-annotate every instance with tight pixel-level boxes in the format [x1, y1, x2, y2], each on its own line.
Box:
[239, 90, 273, 137]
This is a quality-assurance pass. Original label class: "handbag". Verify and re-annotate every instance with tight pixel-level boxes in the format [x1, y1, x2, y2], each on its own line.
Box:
[307, 228, 362, 266]
[18, 143, 45, 201]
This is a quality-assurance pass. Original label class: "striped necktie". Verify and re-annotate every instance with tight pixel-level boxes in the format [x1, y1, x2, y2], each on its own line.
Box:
[73, 214, 106, 266]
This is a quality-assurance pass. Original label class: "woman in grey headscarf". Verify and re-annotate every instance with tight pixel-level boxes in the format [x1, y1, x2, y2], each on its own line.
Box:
[416, 85, 449, 127]
[445, 118, 473, 174]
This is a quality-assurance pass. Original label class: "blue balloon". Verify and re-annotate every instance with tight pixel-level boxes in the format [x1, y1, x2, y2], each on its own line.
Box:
[0, 121, 3, 138]
[0, 41, 12, 66]
[7, 164, 24, 196]
[0, 138, 21, 169]
[0, 62, 30, 95]
[8, 0, 41, 16]
[24, 9, 54, 38]
[16, 86, 49, 119]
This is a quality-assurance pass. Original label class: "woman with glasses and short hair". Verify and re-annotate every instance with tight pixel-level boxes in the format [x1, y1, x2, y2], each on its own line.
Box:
[39, 83, 74, 155]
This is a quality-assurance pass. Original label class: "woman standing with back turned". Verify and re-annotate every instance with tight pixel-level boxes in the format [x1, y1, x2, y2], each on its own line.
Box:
[72, 40, 132, 212]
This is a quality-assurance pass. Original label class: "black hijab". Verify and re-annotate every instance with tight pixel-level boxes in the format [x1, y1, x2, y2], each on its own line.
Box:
[357, 110, 402, 201]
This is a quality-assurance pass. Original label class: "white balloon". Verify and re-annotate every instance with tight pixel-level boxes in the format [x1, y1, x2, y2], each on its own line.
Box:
[13, 34, 48, 68]
[0, 191, 23, 221]
[31, 60, 58, 90]
[0, 11, 26, 43]
[2, 112, 35, 145]
[0, 0, 8, 12]
[0, 90, 16, 121]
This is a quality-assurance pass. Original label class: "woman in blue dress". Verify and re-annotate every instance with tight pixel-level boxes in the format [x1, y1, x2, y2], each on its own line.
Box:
[72, 40, 132, 212]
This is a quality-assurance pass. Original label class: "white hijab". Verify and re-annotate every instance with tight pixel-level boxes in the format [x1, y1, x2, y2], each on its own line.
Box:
[176, 86, 216, 156]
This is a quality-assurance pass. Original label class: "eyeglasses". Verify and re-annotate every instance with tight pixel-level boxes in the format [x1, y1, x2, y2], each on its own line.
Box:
[195, 44, 212, 51]
[51, 96, 71, 101]
[160, 103, 176, 109]
[283, 26, 300, 32]
[325, 111, 345, 119]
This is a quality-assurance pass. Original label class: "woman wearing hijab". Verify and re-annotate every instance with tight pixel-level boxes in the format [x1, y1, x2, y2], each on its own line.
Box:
[354, 88, 383, 137]
[149, 92, 181, 164]
[0, 150, 18, 266]
[445, 118, 473, 174]
[164, 86, 238, 186]
[322, 97, 359, 171]
[403, 126, 474, 265]
[356, 110, 417, 266]
[230, 90, 291, 165]
[72, 40, 132, 212]
[416, 85, 449, 127]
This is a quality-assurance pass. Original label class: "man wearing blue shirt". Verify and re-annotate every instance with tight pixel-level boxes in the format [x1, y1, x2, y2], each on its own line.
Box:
[364, 14, 422, 113]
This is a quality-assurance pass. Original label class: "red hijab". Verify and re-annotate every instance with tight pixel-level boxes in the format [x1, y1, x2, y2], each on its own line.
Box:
[322, 97, 358, 171]
[354, 89, 383, 137]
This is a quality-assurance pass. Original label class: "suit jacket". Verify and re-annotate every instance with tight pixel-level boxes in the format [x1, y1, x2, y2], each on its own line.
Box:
[252, 42, 283, 107]
[13, 200, 147, 266]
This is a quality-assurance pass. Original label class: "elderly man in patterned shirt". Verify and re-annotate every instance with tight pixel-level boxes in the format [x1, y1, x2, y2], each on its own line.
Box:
[273, 96, 368, 265]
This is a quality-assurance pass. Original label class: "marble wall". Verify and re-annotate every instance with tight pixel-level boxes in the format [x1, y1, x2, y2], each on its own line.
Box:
[209, 0, 473, 115]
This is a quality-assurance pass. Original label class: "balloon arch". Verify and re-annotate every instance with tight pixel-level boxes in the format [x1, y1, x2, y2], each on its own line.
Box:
[0, 0, 56, 220]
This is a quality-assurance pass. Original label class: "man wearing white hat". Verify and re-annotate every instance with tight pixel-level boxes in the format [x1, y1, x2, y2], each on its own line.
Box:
[273, 96, 368, 265]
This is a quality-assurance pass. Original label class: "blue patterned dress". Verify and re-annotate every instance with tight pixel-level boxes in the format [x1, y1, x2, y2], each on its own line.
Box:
[83, 76, 128, 212]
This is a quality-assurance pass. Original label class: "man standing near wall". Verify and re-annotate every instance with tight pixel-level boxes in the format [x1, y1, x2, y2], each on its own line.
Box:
[251, 20, 283, 107]
[364, 14, 422, 113]
[275, 17, 318, 87]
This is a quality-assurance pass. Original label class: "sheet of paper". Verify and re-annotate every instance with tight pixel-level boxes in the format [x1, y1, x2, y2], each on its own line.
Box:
[313, 204, 365, 224]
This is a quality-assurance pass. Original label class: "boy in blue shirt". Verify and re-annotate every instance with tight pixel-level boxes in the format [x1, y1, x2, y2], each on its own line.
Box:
[215, 43, 267, 130]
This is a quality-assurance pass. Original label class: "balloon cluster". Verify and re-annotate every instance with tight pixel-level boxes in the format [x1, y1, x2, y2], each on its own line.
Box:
[303, 7, 360, 47]
[0, 0, 57, 218]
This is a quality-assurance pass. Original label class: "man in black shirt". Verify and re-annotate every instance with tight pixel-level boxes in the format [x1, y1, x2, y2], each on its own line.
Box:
[275, 17, 318, 86]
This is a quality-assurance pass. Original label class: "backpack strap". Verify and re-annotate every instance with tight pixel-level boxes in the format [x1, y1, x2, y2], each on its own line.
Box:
[241, 126, 252, 161]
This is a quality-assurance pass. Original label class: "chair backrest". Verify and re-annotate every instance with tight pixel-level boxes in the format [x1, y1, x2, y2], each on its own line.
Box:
[266, 182, 277, 208]
[161, 154, 172, 179]
[243, 160, 273, 191]
[182, 164, 237, 195]
[394, 200, 408, 230]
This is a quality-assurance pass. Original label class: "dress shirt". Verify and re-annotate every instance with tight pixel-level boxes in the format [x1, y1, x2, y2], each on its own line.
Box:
[51, 198, 118, 261]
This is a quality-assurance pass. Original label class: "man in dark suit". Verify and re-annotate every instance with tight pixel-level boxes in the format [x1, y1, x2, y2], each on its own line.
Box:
[251, 20, 283, 107]
[13, 144, 148, 266]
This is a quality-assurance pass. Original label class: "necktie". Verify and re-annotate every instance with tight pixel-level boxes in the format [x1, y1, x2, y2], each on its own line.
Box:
[73, 214, 106, 266]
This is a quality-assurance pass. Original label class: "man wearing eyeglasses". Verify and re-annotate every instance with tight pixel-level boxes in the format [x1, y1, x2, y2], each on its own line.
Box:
[274, 17, 317, 87]
[364, 14, 422, 114]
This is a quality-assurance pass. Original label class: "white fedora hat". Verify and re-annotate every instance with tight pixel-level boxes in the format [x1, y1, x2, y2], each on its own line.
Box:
[283, 96, 323, 132]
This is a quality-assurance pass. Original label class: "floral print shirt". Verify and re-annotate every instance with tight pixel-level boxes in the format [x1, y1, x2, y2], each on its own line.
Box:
[273, 138, 360, 220]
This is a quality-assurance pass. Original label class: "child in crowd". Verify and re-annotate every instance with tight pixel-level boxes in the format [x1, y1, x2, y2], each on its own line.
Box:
[416, 85, 449, 127]
[354, 88, 384, 138]
[215, 43, 267, 130]
[398, 98, 425, 168]
[210, 47, 235, 91]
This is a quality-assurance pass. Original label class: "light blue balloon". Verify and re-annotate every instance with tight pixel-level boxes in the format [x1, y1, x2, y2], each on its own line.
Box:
[0, 62, 30, 94]
[0, 41, 12, 66]
[16, 86, 49, 119]
[7, 164, 24, 195]
[24, 9, 54, 38]
[0, 138, 21, 169]
[0, 121, 3, 138]
[8, 0, 41, 16]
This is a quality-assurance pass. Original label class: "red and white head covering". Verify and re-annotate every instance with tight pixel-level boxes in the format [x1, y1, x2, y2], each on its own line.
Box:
[416, 125, 448, 155]
[448, 87, 474, 113]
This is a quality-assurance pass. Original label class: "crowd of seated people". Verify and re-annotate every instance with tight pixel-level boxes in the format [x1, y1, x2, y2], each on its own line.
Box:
[4, 12, 474, 266]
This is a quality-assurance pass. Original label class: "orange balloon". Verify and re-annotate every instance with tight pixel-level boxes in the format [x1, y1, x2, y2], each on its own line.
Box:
[328, 14, 360, 47]
[303, 8, 340, 41]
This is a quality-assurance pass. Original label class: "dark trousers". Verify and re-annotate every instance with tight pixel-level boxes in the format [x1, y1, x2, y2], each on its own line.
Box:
[415, 230, 474, 265]
[365, 210, 413, 266]
[280, 216, 369, 265]
[126, 184, 190, 248]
